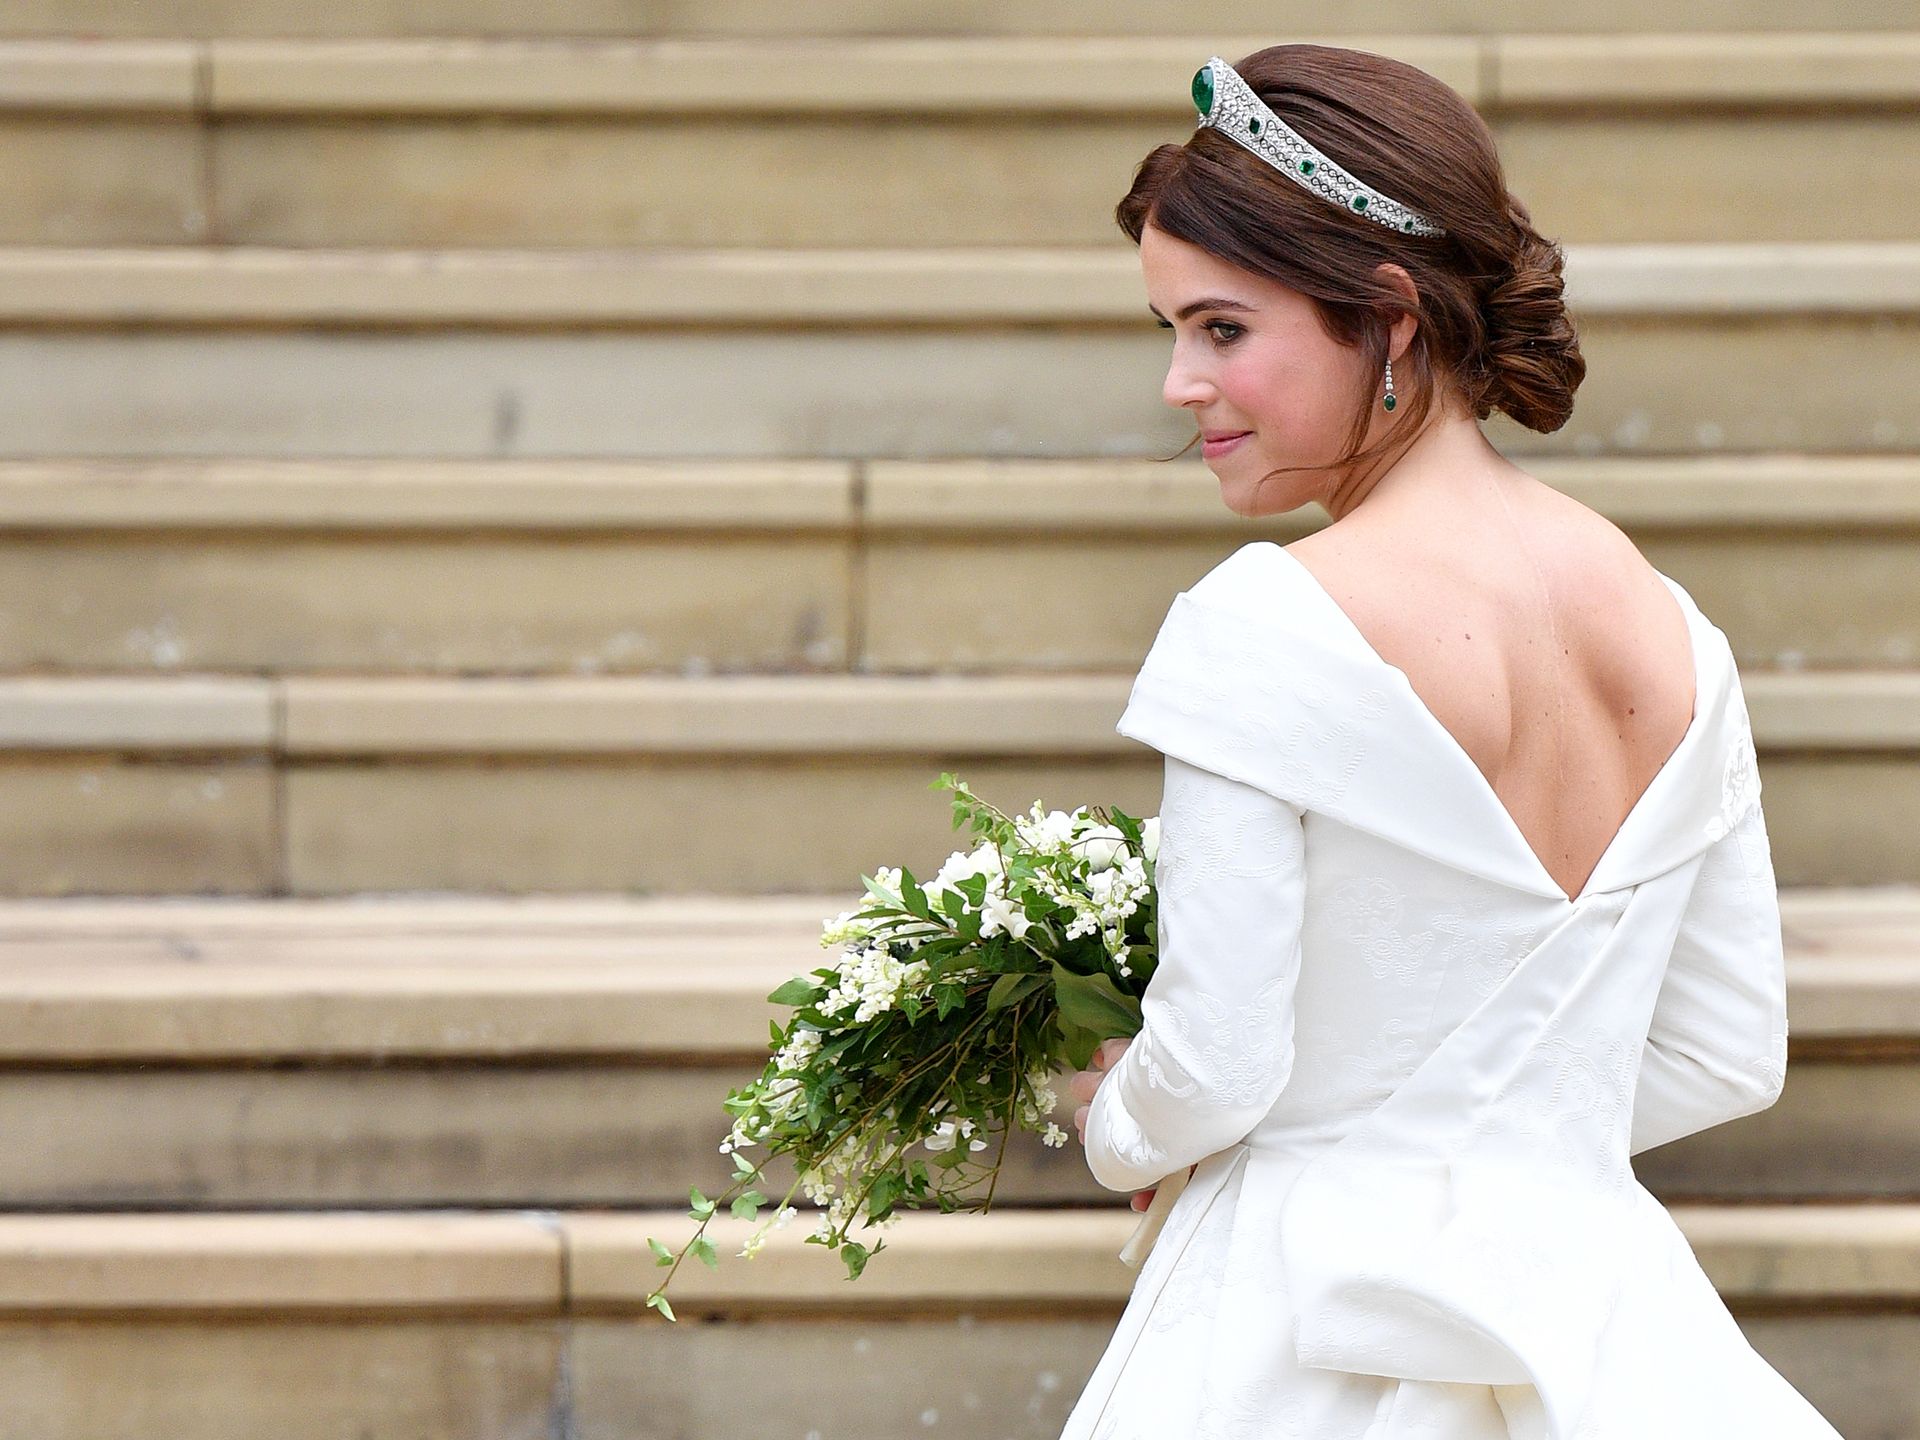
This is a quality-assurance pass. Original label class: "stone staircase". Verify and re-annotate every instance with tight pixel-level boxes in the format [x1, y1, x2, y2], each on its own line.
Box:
[0, 8, 1916, 1438]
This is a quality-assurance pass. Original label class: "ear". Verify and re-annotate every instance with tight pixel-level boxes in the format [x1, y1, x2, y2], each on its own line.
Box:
[1374, 261, 1421, 363]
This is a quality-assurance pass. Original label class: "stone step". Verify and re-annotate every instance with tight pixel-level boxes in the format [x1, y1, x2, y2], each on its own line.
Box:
[1, 36, 1916, 245]
[18, 2, 1920, 37]
[3, 454, 1918, 674]
[4, 4, 1914, 38]
[0, 1204, 1898, 1437]
[1, 672, 1918, 893]
[0, 894, 1909, 1206]
[0, 245, 1914, 457]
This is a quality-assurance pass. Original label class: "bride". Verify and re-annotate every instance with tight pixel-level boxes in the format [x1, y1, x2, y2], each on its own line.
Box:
[1055, 45, 1845, 1440]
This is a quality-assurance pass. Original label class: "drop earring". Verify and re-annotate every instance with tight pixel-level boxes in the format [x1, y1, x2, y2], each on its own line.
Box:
[1382, 358, 1397, 412]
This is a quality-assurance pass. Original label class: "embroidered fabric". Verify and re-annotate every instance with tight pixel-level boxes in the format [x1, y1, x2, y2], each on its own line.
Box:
[1059, 541, 1840, 1440]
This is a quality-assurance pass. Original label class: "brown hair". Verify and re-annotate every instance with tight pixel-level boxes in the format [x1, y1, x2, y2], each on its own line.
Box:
[1118, 44, 1585, 481]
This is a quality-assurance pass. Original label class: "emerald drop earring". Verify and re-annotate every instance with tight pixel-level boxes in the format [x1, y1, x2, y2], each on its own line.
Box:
[1382, 359, 1397, 412]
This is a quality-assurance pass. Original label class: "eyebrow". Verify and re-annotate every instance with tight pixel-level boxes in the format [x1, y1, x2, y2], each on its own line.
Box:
[1146, 296, 1258, 322]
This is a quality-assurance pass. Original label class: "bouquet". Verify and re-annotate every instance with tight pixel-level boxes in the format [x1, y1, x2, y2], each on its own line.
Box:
[642, 773, 1165, 1321]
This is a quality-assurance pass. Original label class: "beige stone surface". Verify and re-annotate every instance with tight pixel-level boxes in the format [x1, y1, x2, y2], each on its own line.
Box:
[0, 1212, 560, 1310]
[208, 115, 1176, 248]
[9, 242, 1914, 322]
[0, 118, 200, 244]
[576, 1203, 1920, 1308]
[0, 0, 1909, 36]
[2, 1052, 1907, 1209]
[1634, 1061, 1920, 1199]
[1496, 33, 1920, 104]
[865, 528, 1920, 671]
[0, 761, 273, 895]
[205, 35, 1478, 114]
[1759, 756, 1920, 886]
[572, 1313, 1112, 1440]
[0, 889, 1897, 1058]
[278, 751, 1916, 892]
[0, 678, 270, 749]
[0, 533, 852, 674]
[280, 674, 1134, 754]
[0, 456, 855, 528]
[0, 41, 196, 109]
[0, 1318, 563, 1440]
[0, 314, 1911, 458]
[283, 756, 1161, 892]
[0, 1061, 1097, 1209]
[1500, 115, 1920, 243]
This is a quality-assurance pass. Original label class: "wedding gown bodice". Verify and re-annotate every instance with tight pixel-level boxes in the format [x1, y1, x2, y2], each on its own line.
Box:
[1061, 541, 1839, 1440]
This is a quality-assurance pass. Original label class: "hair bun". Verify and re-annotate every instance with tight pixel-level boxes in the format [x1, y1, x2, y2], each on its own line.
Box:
[1481, 229, 1586, 433]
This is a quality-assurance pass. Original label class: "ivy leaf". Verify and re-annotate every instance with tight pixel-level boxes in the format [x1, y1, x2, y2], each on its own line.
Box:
[986, 971, 1046, 1012]
[730, 1190, 766, 1221]
[688, 1185, 716, 1218]
[767, 977, 822, 1007]
[841, 1240, 871, 1280]
[1051, 962, 1141, 1039]
[689, 1236, 719, 1270]
[647, 1236, 674, 1268]
[646, 1291, 677, 1322]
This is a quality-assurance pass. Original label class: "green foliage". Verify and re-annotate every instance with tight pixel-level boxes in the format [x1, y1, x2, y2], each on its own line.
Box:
[643, 770, 1160, 1320]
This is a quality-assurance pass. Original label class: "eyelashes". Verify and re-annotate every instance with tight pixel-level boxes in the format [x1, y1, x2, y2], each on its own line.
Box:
[1156, 319, 1244, 346]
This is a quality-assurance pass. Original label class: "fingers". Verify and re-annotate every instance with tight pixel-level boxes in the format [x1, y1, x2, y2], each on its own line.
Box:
[1130, 1187, 1156, 1211]
[1073, 1101, 1089, 1143]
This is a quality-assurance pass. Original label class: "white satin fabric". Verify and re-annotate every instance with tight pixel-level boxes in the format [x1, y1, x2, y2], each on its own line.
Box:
[1061, 541, 1841, 1440]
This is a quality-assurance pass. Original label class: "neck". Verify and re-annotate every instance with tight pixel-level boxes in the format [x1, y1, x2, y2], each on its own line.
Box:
[1320, 398, 1518, 523]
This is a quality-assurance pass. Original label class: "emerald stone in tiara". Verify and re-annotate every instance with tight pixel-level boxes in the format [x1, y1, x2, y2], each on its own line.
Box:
[1189, 56, 1447, 239]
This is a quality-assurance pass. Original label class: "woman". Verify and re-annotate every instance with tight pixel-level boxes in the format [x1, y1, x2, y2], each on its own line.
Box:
[1056, 45, 1844, 1440]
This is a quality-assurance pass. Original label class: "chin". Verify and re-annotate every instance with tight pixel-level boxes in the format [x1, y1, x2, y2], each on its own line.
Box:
[1217, 469, 1307, 520]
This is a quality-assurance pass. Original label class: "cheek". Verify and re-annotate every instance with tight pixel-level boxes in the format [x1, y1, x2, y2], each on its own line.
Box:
[1221, 342, 1357, 437]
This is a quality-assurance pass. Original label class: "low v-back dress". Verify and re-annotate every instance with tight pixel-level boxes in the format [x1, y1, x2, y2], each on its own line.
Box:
[1059, 540, 1843, 1440]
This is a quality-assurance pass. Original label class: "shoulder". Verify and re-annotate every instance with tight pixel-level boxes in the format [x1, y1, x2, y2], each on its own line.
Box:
[1179, 539, 1303, 620]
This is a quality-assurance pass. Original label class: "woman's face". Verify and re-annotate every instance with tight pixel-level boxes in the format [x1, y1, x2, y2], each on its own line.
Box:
[1140, 220, 1385, 518]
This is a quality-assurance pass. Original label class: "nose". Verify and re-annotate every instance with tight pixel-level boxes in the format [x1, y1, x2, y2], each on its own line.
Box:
[1162, 345, 1215, 410]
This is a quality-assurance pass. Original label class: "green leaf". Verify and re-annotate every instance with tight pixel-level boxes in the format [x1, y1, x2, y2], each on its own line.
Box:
[731, 1152, 759, 1180]
[689, 1235, 719, 1270]
[646, 1291, 677, 1322]
[647, 1236, 674, 1267]
[688, 1185, 716, 1218]
[897, 868, 932, 920]
[842, 1240, 871, 1280]
[767, 977, 822, 1007]
[730, 1189, 766, 1221]
[1051, 962, 1142, 1039]
[986, 971, 1046, 1012]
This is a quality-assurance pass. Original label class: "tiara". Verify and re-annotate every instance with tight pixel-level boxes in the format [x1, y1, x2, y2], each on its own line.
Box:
[1190, 56, 1447, 239]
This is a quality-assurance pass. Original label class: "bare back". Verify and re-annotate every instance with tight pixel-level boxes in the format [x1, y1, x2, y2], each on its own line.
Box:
[1286, 478, 1697, 902]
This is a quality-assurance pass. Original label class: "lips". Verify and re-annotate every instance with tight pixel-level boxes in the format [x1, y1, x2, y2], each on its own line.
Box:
[1201, 429, 1251, 442]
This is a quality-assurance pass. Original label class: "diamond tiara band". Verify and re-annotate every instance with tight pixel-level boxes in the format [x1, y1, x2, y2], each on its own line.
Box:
[1191, 56, 1447, 239]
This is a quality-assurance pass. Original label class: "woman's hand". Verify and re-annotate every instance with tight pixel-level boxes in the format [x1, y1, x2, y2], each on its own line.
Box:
[1067, 1036, 1195, 1212]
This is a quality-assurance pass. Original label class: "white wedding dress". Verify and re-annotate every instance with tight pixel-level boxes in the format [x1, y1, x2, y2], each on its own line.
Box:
[1060, 541, 1844, 1440]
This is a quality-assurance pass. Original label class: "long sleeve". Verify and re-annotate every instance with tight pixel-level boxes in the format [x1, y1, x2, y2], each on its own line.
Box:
[1628, 795, 1789, 1155]
[1083, 752, 1309, 1193]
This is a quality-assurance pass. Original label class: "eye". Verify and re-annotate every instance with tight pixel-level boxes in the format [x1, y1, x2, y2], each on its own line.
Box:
[1154, 318, 1243, 345]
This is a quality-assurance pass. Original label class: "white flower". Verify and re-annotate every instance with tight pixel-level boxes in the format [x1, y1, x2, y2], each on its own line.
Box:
[924, 1117, 990, 1153]
[928, 843, 1001, 900]
[774, 1026, 822, 1074]
[1042, 1122, 1068, 1148]
[820, 908, 876, 947]
[977, 887, 1032, 941]
[1074, 823, 1127, 872]
[1015, 804, 1079, 853]
[1142, 817, 1160, 864]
